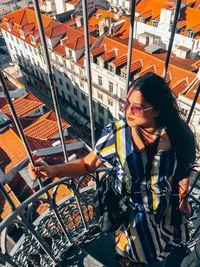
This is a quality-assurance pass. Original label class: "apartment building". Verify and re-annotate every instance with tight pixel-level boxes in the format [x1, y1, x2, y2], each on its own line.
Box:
[0, 7, 199, 134]
[107, 0, 132, 15]
[134, 0, 200, 59]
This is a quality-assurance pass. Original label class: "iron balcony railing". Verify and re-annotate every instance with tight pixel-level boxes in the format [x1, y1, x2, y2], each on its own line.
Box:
[0, 169, 114, 267]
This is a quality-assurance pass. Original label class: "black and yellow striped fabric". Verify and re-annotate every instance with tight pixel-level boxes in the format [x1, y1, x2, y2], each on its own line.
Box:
[94, 118, 186, 264]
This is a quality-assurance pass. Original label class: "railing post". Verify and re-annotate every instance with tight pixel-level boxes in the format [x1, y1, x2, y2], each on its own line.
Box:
[163, 0, 182, 78]
[32, 0, 69, 162]
[126, 0, 137, 93]
[0, 69, 73, 245]
[187, 82, 200, 124]
[82, 0, 96, 148]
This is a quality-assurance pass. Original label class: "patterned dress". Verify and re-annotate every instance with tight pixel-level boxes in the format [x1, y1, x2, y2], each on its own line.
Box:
[94, 118, 186, 264]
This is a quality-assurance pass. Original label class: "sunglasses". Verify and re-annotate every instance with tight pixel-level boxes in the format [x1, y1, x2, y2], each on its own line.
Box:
[120, 100, 153, 117]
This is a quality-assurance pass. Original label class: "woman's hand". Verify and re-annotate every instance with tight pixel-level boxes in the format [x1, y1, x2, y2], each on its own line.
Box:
[179, 197, 191, 217]
[28, 159, 55, 180]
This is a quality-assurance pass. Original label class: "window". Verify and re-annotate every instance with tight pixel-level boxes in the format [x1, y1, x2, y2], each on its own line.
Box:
[62, 91, 66, 100]
[68, 95, 72, 104]
[70, 62, 74, 70]
[81, 92, 86, 101]
[109, 82, 114, 93]
[73, 87, 78, 96]
[16, 38, 19, 44]
[59, 78, 63, 86]
[122, 71, 127, 79]
[108, 98, 113, 106]
[75, 100, 79, 109]
[68, 49, 72, 57]
[14, 47, 17, 53]
[24, 43, 27, 49]
[80, 80, 84, 88]
[98, 92, 103, 100]
[98, 104, 104, 115]
[64, 72, 68, 78]
[109, 64, 114, 72]
[66, 83, 70, 91]
[9, 43, 13, 50]
[122, 1, 125, 7]
[98, 76, 102, 86]
[99, 118, 104, 128]
[152, 20, 158, 27]
[83, 105, 87, 114]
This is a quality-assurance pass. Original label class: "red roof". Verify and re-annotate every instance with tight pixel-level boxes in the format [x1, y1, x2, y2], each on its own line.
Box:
[24, 111, 71, 140]
[112, 54, 127, 67]
[171, 78, 188, 96]
[91, 45, 105, 56]
[100, 50, 116, 61]
[0, 128, 27, 174]
[2, 93, 45, 117]
[0, 184, 20, 219]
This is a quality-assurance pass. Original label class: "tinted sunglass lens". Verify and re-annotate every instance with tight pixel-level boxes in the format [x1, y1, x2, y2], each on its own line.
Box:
[131, 106, 142, 116]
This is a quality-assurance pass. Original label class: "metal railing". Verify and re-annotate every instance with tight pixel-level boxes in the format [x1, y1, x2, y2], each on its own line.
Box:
[0, 170, 110, 267]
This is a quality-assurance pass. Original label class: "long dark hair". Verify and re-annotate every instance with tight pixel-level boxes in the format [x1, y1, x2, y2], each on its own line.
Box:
[129, 72, 196, 178]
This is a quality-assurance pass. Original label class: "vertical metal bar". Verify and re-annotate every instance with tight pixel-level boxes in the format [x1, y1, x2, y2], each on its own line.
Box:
[0, 70, 73, 245]
[126, 0, 137, 93]
[82, 0, 96, 148]
[163, 0, 182, 78]
[32, 0, 69, 162]
[0, 183, 16, 211]
[0, 70, 35, 167]
[186, 82, 200, 124]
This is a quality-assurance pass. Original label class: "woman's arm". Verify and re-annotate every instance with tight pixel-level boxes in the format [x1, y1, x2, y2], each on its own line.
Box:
[178, 177, 191, 216]
[28, 151, 103, 180]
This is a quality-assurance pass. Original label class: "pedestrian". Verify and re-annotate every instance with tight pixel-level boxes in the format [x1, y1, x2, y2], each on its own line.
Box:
[29, 72, 196, 267]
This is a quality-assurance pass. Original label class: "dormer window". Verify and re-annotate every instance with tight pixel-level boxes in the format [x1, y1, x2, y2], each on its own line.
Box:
[31, 36, 36, 44]
[122, 71, 127, 79]
[188, 30, 195, 38]
[20, 29, 25, 39]
[140, 17, 145, 23]
[108, 64, 114, 73]
[68, 49, 73, 58]
[6, 22, 12, 31]
[152, 20, 158, 27]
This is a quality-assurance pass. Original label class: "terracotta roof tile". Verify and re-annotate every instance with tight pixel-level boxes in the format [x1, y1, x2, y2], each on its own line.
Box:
[2, 93, 45, 117]
[192, 59, 200, 69]
[0, 128, 27, 174]
[53, 44, 66, 57]
[139, 65, 156, 76]
[186, 82, 200, 104]
[0, 98, 7, 109]
[171, 78, 188, 96]
[177, 20, 187, 29]
[123, 59, 143, 73]
[24, 111, 71, 140]
[100, 50, 116, 61]
[112, 54, 127, 67]
[0, 184, 21, 220]
[190, 24, 200, 33]
[184, 7, 200, 30]
[45, 21, 67, 38]
[141, 10, 152, 19]
[91, 45, 105, 56]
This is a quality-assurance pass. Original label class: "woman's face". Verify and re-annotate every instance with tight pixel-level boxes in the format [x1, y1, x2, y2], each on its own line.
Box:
[125, 89, 159, 128]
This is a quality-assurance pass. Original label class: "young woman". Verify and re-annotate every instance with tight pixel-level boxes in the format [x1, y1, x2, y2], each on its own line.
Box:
[29, 72, 196, 267]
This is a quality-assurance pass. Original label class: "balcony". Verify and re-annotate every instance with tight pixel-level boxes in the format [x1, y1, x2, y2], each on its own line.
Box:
[0, 169, 117, 267]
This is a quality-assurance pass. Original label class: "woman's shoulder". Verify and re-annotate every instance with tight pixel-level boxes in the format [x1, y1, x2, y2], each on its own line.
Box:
[104, 118, 127, 133]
